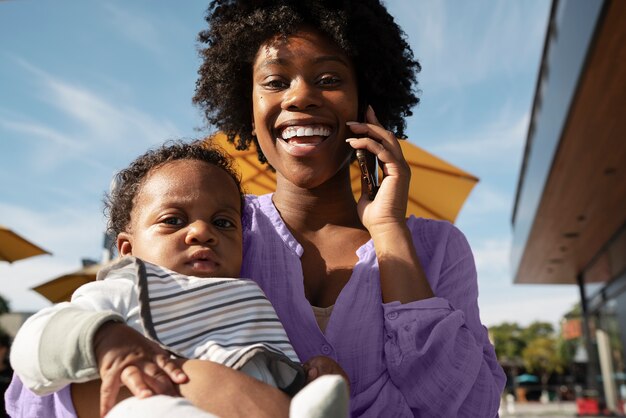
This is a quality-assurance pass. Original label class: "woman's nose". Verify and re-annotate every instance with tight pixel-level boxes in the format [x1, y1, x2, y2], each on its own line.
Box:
[282, 79, 322, 111]
[185, 221, 217, 245]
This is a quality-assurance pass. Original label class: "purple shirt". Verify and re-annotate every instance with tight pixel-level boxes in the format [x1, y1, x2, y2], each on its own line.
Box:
[6, 193, 505, 417]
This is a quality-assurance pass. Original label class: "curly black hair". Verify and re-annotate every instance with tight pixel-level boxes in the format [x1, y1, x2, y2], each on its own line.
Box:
[194, 0, 420, 164]
[104, 140, 243, 239]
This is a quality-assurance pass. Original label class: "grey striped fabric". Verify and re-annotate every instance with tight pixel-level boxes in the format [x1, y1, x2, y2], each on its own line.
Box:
[101, 257, 304, 392]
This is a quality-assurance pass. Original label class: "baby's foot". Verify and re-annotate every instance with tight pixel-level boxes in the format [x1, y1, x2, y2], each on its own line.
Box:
[290, 375, 349, 418]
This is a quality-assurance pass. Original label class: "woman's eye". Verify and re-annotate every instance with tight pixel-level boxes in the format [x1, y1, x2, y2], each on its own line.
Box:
[318, 76, 340, 87]
[214, 218, 234, 229]
[162, 217, 184, 226]
[264, 79, 288, 89]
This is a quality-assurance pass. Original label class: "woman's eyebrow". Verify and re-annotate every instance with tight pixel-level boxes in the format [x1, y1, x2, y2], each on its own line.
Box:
[255, 55, 350, 70]
[312, 55, 350, 67]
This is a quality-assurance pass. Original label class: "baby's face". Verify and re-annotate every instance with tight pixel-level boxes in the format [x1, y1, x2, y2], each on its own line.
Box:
[118, 159, 243, 278]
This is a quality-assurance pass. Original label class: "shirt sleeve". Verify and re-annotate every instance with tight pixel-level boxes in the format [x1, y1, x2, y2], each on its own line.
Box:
[10, 277, 135, 395]
[382, 221, 506, 417]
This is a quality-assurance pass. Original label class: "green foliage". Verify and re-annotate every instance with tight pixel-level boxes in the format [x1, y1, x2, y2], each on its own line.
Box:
[0, 294, 9, 336]
[490, 318, 578, 386]
[490, 322, 525, 363]
[0, 294, 9, 315]
[522, 322, 554, 341]
[522, 336, 565, 383]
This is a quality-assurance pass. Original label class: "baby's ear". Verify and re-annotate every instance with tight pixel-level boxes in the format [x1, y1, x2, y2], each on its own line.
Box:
[117, 233, 133, 256]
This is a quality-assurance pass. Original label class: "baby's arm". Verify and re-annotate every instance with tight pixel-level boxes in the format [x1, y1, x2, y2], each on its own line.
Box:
[10, 301, 122, 394]
[11, 276, 187, 416]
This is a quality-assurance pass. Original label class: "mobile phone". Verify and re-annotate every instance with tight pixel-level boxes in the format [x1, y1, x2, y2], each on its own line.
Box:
[356, 148, 379, 200]
[354, 103, 379, 200]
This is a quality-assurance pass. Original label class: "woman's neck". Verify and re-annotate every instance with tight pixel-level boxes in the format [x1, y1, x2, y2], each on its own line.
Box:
[272, 168, 363, 232]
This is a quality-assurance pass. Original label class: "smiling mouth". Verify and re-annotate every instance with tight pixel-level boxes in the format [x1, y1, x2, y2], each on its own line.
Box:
[279, 125, 331, 146]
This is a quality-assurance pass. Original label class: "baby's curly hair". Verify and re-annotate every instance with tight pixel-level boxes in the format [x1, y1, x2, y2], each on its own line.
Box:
[194, 0, 420, 164]
[105, 140, 243, 239]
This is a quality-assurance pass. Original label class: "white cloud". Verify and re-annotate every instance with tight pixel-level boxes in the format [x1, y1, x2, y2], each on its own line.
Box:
[101, 2, 164, 56]
[0, 119, 82, 150]
[463, 185, 512, 216]
[473, 237, 512, 282]
[470, 236, 580, 328]
[0, 258, 79, 312]
[0, 202, 104, 259]
[390, 0, 549, 90]
[41, 72, 180, 147]
[480, 287, 580, 328]
[429, 111, 528, 162]
[10, 58, 180, 156]
[0, 202, 105, 311]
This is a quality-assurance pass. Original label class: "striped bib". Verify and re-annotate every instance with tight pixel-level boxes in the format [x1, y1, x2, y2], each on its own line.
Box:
[100, 257, 304, 393]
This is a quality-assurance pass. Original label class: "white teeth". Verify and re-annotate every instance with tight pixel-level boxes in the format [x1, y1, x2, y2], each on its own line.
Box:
[281, 125, 331, 140]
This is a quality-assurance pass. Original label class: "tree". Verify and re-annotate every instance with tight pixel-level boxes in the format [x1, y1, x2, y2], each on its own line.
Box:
[0, 294, 9, 315]
[522, 321, 555, 342]
[0, 294, 9, 335]
[522, 336, 565, 390]
[490, 322, 525, 364]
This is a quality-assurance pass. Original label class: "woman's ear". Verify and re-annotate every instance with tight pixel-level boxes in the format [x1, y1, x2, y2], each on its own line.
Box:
[117, 232, 133, 256]
[251, 122, 256, 137]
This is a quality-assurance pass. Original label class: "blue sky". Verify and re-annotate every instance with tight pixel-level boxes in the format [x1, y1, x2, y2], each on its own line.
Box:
[0, 1, 579, 327]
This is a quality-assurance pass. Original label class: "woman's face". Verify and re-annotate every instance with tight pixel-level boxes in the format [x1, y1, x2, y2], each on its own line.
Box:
[251, 28, 359, 189]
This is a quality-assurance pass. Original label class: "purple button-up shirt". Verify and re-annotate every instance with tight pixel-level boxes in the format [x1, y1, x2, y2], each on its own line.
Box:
[6, 193, 505, 417]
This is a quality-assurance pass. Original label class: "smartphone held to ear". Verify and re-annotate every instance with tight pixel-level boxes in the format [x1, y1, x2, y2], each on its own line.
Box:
[356, 149, 379, 200]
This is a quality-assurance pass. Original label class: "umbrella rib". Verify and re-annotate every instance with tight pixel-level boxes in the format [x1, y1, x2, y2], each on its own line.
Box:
[240, 158, 271, 174]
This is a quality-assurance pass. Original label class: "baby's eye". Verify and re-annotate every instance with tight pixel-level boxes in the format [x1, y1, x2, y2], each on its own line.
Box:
[162, 216, 184, 226]
[213, 218, 235, 229]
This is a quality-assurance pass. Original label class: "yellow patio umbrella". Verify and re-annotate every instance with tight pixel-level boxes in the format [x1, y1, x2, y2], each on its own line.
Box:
[208, 132, 478, 223]
[32, 263, 102, 303]
[0, 225, 50, 263]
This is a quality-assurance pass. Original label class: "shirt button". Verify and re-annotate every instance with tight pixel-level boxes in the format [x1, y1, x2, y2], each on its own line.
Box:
[321, 344, 332, 355]
[387, 311, 399, 320]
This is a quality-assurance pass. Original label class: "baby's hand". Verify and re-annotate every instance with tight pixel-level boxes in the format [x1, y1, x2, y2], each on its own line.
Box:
[303, 356, 350, 389]
[94, 321, 188, 417]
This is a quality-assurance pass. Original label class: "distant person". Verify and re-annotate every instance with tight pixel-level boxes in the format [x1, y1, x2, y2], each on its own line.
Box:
[10, 140, 348, 418]
[0, 329, 12, 418]
[7, 1, 505, 417]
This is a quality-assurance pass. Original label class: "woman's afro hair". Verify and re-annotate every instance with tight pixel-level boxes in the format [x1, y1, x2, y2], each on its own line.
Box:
[194, 0, 421, 164]
[104, 139, 243, 240]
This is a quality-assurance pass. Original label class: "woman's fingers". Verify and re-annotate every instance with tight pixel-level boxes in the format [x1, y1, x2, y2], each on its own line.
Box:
[346, 118, 404, 165]
[346, 107, 411, 228]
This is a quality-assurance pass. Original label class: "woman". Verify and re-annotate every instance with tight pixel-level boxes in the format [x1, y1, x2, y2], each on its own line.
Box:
[7, 1, 505, 417]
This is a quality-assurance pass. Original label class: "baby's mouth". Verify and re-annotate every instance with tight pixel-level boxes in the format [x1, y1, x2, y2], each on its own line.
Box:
[279, 125, 332, 146]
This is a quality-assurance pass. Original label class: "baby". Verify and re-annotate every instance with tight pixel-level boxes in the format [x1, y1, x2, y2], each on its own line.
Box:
[18, 140, 348, 418]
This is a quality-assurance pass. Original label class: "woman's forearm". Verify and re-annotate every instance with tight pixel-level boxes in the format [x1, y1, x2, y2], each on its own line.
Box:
[371, 224, 434, 303]
[179, 359, 290, 418]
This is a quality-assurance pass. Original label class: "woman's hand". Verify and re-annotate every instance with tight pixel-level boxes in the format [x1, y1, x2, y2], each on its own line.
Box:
[93, 321, 188, 417]
[347, 106, 434, 303]
[303, 355, 350, 390]
[346, 105, 411, 235]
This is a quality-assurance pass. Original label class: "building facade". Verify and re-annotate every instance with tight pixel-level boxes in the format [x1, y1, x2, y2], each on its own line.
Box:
[511, 0, 626, 413]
